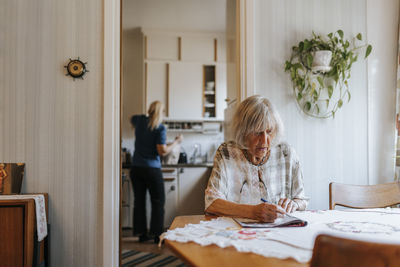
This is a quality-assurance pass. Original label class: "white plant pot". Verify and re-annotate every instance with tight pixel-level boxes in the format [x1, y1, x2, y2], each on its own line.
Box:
[312, 50, 332, 73]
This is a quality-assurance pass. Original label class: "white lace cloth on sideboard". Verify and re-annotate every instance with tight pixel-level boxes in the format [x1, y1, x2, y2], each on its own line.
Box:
[0, 194, 47, 241]
[162, 208, 400, 263]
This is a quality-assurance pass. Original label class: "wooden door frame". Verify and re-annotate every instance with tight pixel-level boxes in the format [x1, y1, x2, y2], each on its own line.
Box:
[236, 0, 255, 102]
[103, 0, 121, 266]
[102, 0, 255, 266]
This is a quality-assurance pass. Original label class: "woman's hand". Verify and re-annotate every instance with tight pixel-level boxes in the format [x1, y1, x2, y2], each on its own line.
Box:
[278, 198, 299, 213]
[175, 134, 183, 144]
[252, 203, 286, 222]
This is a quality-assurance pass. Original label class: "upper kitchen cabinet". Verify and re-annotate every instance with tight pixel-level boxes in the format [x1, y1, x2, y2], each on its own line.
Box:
[169, 62, 203, 119]
[135, 28, 227, 119]
[145, 32, 179, 61]
[145, 62, 169, 116]
[181, 34, 226, 62]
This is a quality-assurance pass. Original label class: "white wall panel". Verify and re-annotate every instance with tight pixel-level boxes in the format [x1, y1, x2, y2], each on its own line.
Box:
[254, 0, 398, 209]
[366, 0, 399, 185]
[0, 0, 103, 266]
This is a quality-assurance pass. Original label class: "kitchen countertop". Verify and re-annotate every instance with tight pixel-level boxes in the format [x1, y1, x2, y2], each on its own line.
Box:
[122, 162, 214, 169]
[162, 163, 213, 168]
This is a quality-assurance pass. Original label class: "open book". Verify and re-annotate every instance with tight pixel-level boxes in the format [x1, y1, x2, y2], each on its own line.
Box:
[233, 214, 308, 228]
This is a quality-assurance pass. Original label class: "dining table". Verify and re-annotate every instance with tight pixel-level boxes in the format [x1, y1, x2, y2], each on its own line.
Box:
[164, 208, 400, 267]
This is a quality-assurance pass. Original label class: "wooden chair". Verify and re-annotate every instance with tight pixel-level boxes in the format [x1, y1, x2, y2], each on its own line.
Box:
[310, 234, 400, 267]
[329, 182, 400, 209]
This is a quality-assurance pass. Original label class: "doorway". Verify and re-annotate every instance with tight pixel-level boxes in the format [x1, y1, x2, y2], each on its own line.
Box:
[119, 0, 238, 264]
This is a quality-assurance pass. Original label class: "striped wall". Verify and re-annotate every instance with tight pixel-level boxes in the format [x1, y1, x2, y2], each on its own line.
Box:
[0, 0, 103, 266]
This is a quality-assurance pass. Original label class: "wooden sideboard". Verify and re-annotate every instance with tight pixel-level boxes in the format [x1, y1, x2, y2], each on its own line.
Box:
[0, 193, 48, 267]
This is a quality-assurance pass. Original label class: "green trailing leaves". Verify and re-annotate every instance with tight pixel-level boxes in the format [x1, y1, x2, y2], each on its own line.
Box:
[337, 30, 344, 39]
[306, 54, 313, 68]
[284, 30, 372, 119]
[338, 99, 343, 108]
[297, 92, 303, 101]
[365, 45, 372, 58]
[305, 101, 311, 111]
[328, 85, 334, 98]
[347, 90, 351, 102]
[317, 76, 324, 87]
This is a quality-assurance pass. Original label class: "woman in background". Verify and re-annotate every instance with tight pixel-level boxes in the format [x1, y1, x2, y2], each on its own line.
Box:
[131, 101, 182, 243]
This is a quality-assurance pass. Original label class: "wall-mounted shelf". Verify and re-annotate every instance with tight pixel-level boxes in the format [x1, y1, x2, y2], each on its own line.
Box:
[163, 120, 222, 133]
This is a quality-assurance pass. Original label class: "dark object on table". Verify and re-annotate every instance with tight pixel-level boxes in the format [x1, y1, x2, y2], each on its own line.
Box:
[178, 152, 187, 164]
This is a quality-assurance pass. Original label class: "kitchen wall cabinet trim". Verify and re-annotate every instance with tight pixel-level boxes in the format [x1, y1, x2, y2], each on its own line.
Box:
[178, 37, 182, 61]
[166, 63, 170, 117]
[214, 38, 218, 62]
[144, 35, 148, 59]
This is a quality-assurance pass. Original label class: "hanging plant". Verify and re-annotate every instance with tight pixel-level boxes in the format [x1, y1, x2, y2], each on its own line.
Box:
[284, 30, 372, 118]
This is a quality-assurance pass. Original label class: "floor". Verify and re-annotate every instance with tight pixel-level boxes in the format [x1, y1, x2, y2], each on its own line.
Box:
[121, 228, 175, 256]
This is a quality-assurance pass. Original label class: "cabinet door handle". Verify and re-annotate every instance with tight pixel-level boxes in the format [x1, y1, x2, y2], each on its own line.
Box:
[170, 185, 176, 191]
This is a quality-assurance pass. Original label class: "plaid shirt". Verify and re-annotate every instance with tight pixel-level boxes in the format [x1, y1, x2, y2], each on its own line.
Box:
[205, 141, 309, 210]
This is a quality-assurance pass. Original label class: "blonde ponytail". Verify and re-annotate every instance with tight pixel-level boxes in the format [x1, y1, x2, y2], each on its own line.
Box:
[148, 101, 164, 130]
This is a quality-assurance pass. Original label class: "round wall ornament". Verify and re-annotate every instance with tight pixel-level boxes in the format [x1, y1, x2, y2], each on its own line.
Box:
[64, 57, 89, 80]
[284, 30, 372, 118]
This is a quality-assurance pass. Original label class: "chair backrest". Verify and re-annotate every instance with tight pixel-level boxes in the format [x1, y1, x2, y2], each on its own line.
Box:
[310, 234, 400, 267]
[329, 182, 400, 209]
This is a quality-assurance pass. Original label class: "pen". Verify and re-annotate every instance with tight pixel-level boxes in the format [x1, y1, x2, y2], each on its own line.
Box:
[262, 198, 287, 214]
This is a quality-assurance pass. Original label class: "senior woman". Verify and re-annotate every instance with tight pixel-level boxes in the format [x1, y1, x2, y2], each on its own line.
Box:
[205, 95, 308, 222]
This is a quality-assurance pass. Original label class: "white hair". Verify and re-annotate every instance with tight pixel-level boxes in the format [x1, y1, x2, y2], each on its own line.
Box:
[232, 95, 284, 149]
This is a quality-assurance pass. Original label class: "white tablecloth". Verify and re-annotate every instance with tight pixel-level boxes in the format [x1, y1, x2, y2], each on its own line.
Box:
[162, 208, 400, 263]
[0, 194, 47, 241]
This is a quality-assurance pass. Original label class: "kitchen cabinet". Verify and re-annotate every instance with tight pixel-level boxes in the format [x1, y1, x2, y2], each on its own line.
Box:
[177, 167, 212, 215]
[146, 62, 169, 116]
[162, 168, 178, 227]
[146, 33, 179, 61]
[169, 62, 203, 119]
[129, 29, 227, 119]
[202, 64, 227, 119]
[203, 65, 216, 118]
[181, 36, 215, 62]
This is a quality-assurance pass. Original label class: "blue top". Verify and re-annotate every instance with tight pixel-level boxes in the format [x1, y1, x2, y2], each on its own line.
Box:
[131, 115, 166, 168]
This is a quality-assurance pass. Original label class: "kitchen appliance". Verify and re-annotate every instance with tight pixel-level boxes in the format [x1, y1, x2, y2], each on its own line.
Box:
[178, 151, 187, 164]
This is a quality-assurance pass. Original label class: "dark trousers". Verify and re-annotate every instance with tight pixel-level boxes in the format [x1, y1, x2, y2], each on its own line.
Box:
[130, 166, 165, 236]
